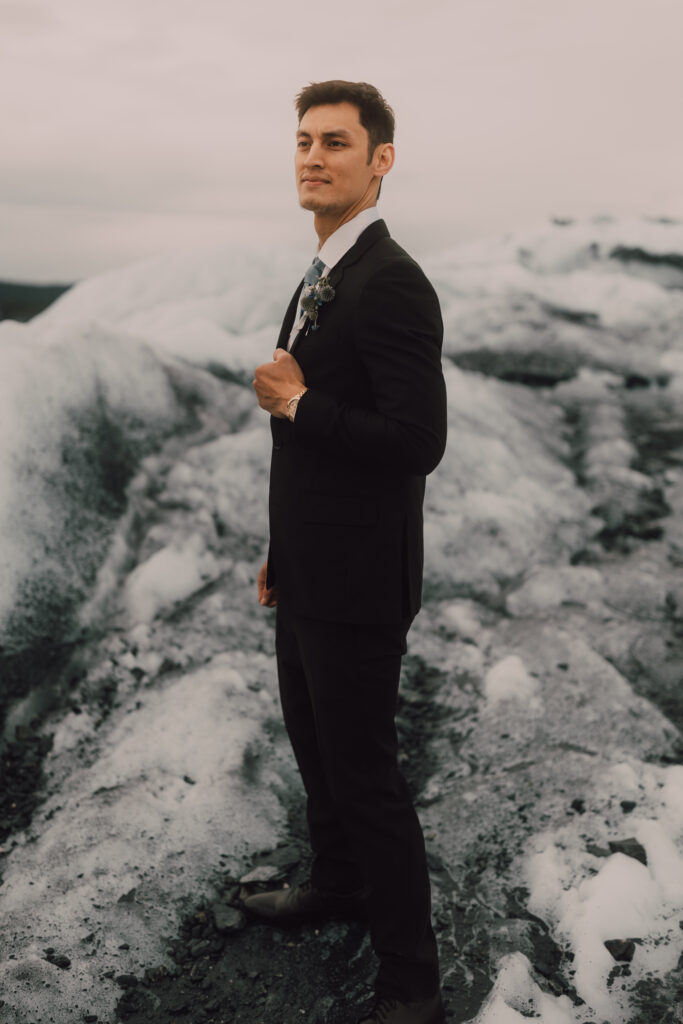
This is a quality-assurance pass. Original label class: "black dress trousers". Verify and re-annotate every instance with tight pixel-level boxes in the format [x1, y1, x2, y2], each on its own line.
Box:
[275, 601, 440, 1001]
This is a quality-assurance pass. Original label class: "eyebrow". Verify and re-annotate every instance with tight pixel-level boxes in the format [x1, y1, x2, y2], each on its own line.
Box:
[296, 129, 353, 140]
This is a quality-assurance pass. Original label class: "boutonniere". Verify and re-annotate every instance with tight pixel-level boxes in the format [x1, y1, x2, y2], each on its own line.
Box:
[300, 276, 336, 332]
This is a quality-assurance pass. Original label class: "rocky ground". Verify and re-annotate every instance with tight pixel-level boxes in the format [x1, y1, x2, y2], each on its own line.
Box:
[119, 373, 683, 1024]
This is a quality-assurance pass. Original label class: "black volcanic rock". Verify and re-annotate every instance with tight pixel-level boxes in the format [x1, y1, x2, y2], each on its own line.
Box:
[450, 347, 580, 386]
[605, 938, 637, 962]
[608, 838, 648, 866]
[609, 245, 683, 274]
[210, 903, 246, 934]
[0, 280, 72, 322]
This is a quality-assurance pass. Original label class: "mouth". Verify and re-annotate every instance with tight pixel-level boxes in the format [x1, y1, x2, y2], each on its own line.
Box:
[301, 178, 329, 186]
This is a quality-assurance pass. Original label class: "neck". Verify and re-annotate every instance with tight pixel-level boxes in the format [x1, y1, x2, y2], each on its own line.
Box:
[314, 196, 377, 249]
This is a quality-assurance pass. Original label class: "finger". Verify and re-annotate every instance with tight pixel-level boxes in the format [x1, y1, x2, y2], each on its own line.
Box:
[257, 563, 270, 602]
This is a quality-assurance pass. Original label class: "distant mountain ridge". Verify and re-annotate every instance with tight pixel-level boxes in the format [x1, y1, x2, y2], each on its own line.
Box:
[0, 279, 73, 322]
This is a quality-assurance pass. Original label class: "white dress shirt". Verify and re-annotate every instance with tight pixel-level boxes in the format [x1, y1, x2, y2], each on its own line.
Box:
[287, 206, 382, 349]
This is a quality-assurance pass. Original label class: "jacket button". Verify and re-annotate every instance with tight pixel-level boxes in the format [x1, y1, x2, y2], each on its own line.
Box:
[273, 443, 282, 451]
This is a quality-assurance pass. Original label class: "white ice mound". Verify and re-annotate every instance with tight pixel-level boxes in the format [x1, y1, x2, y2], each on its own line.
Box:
[41, 243, 306, 370]
[0, 316, 248, 656]
[0, 245, 308, 657]
[424, 365, 593, 599]
[5, 215, 682, 657]
[425, 216, 683, 383]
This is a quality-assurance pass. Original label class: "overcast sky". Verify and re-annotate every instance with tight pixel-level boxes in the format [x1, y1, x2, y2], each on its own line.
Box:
[1, 0, 682, 281]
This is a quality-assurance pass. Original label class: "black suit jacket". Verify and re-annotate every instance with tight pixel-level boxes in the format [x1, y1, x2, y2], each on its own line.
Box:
[267, 218, 447, 624]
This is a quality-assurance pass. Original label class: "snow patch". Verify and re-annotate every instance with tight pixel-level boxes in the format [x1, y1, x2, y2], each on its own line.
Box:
[484, 655, 540, 708]
[526, 760, 683, 1020]
[474, 953, 577, 1023]
[123, 533, 222, 624]
[506, 566, 605, 617]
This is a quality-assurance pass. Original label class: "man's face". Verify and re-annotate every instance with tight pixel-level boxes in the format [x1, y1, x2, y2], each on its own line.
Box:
[295, 102, 380, 217]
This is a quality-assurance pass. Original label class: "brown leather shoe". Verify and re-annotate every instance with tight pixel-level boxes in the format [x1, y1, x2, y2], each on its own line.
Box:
[357, 991, 446, 1024]
[242, 879, 367, 926]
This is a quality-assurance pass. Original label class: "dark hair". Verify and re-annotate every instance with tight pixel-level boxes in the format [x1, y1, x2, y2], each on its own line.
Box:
[295, 80, 395, 162]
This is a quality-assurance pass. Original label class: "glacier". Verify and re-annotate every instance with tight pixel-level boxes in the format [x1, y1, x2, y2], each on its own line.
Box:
[0, 218, 682, 1023]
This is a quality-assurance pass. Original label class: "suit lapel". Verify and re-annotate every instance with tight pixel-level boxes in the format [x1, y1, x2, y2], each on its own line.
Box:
[288, 219, 390, 356]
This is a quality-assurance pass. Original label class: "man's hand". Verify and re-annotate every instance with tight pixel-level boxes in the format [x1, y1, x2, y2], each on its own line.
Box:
[257, 560, 278, 607]
[253, 349, 306, 418]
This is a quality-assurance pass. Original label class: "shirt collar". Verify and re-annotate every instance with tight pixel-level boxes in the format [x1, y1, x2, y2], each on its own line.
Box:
[317, 206, 381, 273]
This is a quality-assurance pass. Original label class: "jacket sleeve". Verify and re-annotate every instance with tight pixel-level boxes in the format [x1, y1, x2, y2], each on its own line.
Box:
[292, 259, 447, 475]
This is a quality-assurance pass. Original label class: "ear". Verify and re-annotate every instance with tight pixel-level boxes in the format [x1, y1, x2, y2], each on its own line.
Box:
[373, 142, 395, 179]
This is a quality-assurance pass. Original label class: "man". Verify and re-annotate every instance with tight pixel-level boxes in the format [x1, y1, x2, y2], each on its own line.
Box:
[250, 80, 448, 1024]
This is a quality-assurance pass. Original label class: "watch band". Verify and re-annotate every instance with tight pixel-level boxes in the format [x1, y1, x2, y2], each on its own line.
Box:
[286, 388, 308, 422]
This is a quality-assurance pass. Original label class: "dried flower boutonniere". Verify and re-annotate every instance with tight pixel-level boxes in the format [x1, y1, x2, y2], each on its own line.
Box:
[300, 276, 336, 332]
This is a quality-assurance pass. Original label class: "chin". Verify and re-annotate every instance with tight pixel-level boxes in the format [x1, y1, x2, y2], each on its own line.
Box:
[298, 196, 319, 211]
[299, 192, 325, 211]
[299, 195, 340, 215]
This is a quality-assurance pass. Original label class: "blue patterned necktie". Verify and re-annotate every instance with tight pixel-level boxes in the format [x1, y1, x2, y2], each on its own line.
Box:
[296, 256, 325, 319]
[290, 256, 325, 344]
[304, 256, 326, 288]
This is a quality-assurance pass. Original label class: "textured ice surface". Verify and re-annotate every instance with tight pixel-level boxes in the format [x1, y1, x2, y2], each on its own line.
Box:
[1, 217, 683, 1023]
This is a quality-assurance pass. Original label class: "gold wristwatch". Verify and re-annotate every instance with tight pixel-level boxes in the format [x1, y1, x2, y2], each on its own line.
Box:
[286, 388, 308, 422]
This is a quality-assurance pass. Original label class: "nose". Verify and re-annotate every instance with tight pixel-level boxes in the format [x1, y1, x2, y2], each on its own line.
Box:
[303, 140, 324, 167]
